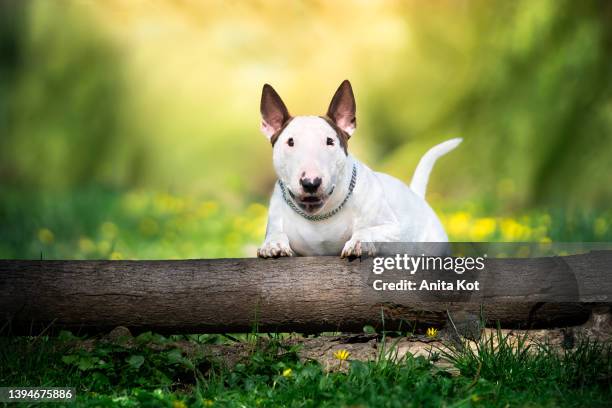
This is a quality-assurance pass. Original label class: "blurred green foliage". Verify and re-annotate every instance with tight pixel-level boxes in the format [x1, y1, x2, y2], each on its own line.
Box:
[0, 189, 609, 259]
[0, 1, 146, 189]
[0, 189, 268, 259]
[0, 0, 611, 259]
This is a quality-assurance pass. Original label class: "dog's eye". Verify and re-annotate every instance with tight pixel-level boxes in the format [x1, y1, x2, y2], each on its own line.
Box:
[287, 138, 294, 147]
[326, 137, 335, 146]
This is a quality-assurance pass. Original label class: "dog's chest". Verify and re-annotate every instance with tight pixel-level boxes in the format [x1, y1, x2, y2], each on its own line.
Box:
[283, 211, 353, 256]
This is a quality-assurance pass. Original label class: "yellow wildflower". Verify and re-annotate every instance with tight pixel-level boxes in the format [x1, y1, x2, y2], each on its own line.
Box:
[154, 193, 184, 215]
[38, 228, 55, 245]
[232, 217, 247, 232]
[594, 217, 608, 237]
[333, 349, 350, 361]
[172, 401, 187, 408]
[282, 368, 293, 378]
[470, 217, 496, 240]
[203, 399, 214, 407]
[224, 232, 241, 246]
[446, 211, 471, 239]
[426, 327, 439, 338]
[246, 203, 267, 218]
[78, 237, 96, 254]
[97, 240, 111, 254]
[500, 218, 531, 241]
[110, 251, 123, 260]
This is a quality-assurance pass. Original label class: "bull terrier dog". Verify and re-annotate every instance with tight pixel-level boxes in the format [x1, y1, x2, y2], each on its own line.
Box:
[257, 80, 461, 258]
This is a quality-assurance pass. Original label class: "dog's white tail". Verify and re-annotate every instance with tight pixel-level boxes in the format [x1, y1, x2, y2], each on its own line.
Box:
[410, 138, 462, 198]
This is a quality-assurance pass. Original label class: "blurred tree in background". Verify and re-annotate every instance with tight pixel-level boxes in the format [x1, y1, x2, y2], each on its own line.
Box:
[367, 0, 612, 211]
[0, 0, 610, 258]
[0, 0, 147, 189]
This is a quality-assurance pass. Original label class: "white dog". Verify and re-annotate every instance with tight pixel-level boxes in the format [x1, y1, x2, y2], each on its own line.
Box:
[257, 80, 461, 258]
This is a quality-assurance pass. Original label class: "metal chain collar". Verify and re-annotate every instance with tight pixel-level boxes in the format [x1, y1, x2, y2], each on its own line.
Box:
[278, 164, 357, 221]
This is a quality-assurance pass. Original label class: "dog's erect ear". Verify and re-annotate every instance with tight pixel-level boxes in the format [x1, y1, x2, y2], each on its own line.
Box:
[260, 84, 291, 140]
[327, 80, 356, 136]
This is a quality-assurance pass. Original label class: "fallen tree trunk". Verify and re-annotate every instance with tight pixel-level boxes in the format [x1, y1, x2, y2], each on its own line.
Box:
[1, 251, 611, 335]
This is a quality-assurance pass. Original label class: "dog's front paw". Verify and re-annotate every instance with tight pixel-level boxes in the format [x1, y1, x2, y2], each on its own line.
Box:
[257, 239, 295, 258]
[341, 239, 376, 258]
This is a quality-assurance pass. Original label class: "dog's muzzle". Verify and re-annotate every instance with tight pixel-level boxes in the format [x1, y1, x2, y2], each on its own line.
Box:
[287, 188, 327, 213]
[278, 164, 357, 221]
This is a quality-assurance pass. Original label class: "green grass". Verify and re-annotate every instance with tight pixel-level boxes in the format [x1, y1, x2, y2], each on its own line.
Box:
[2, 189, 611, 406]
[0, 188, 268, 260]
[1, 188, 611, 261]
[442, 327, 612, 393]
[1, 330, 611, 407]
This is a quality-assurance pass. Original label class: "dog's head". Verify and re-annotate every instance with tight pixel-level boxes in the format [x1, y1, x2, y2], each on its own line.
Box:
[260, 80, 356, 214]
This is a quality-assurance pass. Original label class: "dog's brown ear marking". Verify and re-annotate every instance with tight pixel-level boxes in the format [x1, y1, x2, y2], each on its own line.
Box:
[326, 79, 356, 137]
[261, 84, 291, 142]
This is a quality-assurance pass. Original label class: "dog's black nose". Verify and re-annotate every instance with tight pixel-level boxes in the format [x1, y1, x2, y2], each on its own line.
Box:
[300, 177, 322, 193]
